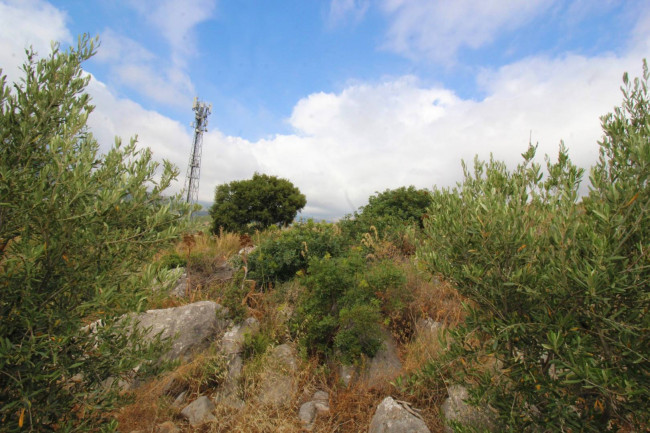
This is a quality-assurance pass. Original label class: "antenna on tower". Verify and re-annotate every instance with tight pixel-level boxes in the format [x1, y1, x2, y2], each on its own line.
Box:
[184, 97, 211, 208]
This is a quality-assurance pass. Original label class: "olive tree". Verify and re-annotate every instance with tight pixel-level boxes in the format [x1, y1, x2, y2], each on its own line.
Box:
[418, 63, 649, 431]
[0, 36, 190, 431]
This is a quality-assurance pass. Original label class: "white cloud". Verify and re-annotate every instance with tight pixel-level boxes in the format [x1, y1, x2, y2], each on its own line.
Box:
[214, 50, 644, 220]
[95, 29, 194, 107]
[0, 0, 71, 82]
[380, 0, 554, 63]
[125, 0, 217, 68]
[328, 0, 370, 27]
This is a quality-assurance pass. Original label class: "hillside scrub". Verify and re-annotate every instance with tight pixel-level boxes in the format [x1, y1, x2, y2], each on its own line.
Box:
[0, 36, 190, 431]
[417, 63, 649, 431]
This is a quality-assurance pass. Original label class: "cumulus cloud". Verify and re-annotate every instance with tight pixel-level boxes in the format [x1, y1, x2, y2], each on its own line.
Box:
[0, 0, 71, 82]
[94, 29, 194, 107]
[380, 0, 554, 63]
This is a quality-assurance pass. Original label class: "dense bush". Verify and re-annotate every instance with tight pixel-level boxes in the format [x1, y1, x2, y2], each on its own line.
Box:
[293, 252, 383, 363]
[210, 172, 306, 234]
[247, 219, 349, 286]
[0, 37, 190, 431]
[338, 187, 429, 257]
[418, 63, 649, 431]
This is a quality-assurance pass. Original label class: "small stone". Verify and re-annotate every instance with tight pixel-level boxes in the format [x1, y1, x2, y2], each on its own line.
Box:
[221, 317, 260, 355]
[415, 318, 443, 336]
[180, 396, 217, 427]
[312, 390, 330, 414]
[298, 401, 317, 430]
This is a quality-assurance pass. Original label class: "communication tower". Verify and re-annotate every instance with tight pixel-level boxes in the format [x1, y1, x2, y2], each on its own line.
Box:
[184, 97, 212, 205]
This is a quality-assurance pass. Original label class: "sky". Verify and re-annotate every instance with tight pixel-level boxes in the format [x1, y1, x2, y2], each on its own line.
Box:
[1, 0, 649, 220]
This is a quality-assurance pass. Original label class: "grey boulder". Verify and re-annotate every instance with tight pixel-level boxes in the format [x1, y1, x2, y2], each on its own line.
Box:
[180, 396, 217, 427]
[369, 397, 430, 433]
[130, 301, 229, 362]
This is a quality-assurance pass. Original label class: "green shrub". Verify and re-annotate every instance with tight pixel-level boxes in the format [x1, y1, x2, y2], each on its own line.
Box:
[247, 219, 349, 286]
[0, 36, 190, 431]
[417, 63, 650, 431]
[158, 251, 187, 269]
[292, 251, 407, 363]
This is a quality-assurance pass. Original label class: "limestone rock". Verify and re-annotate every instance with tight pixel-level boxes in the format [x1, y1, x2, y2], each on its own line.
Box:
[441, 385, 495, 433]
[257, 373, 295, 406]
[239, 246, 256, 255]
[415, 318, 443, 337]
[212, 261, 235, 282]
[269, 343, 299, 372]
[299, 401, 317, 430]
[170, 270, 188, 298]
[130, 301, 229, 362]
[362, 333, 402, 388]
[213, 317, 260, 408]
[221, 317, 260, 356]
[171, 390, 187, 409]
[298, 390, 330, 431]
[180, 396, 217, 427]
[312, 390, 330, 414]
[339, 364, 356, 387]
[369, 397, 430, 433]
[257, 344, 299, 406]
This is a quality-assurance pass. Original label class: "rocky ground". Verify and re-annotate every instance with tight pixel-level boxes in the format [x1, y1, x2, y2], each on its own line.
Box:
[109, 237, 491, 433]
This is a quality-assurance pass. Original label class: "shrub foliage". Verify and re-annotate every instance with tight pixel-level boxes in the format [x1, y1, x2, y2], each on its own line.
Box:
[0, 36, 189, 431]
[418, 63, 649, 431]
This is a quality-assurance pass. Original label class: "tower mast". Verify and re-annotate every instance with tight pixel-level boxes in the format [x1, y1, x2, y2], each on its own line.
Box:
[184, 97, 212, 205]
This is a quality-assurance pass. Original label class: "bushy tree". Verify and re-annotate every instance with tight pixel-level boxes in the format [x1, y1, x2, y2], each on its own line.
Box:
[360, 186, 433, 226]
[418, 63, 649, 431]
[0, 36, 190, 431]
[210, 172, 306, 233]
[339, 186, 432, 246]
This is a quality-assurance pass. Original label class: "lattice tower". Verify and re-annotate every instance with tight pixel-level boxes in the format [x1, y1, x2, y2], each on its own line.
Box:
[184, 97, 212, 205]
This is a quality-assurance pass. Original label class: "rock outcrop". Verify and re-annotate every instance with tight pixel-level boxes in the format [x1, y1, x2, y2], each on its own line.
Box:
[441, 385, 495, 433]
[339, 331, 402, 388]
[257, 344, 299, 406]
[130, 301, 229, 362]
[215, 317, 260, 408]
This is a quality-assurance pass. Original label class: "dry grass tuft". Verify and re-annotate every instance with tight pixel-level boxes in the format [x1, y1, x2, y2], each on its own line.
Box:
[404, 266, 467, 327]
[174, 228, 242, 261]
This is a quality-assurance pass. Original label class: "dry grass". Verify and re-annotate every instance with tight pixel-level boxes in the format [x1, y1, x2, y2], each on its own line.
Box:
[404, 266, 467, 327]
[174, 228, 242, 260]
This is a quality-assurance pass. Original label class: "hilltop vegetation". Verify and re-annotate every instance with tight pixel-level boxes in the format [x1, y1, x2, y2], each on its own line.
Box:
[0, 35, 647, 432]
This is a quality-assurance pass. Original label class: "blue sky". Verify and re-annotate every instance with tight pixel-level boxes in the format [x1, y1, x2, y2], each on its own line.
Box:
[1, 0, 649, 219]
